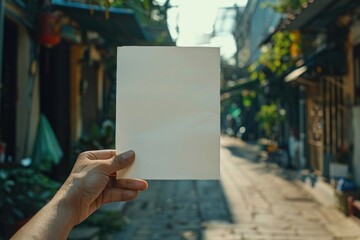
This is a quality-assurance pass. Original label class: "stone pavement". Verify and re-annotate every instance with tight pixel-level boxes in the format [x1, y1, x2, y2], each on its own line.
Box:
[114, 136, 360, 240]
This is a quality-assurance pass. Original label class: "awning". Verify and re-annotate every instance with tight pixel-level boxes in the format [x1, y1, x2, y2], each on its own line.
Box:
[279, 0, 334, 31]
[280, 0, 358, 31]
[221, 78, 258, 95]
[285, 44, 346, 83]
[52, 0, 146, 46]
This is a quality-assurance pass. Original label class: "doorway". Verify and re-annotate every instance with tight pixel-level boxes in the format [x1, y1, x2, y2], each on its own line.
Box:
[39, 42, 71, 178]
[0, 18, 18, 162]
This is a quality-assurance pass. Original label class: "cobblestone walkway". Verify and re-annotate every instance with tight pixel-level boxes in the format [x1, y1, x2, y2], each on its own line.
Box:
[115, 137, 360, 240]
[115, 179, 231, 240]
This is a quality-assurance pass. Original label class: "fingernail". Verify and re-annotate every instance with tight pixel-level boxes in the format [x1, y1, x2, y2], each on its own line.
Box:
[121, 150, 134, 159]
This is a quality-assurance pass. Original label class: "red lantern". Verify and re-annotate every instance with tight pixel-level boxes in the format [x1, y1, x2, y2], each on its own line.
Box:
[37, 12, 61, 47]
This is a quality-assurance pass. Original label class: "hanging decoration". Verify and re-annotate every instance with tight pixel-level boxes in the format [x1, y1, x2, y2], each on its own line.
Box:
[37, 12, 62, 48]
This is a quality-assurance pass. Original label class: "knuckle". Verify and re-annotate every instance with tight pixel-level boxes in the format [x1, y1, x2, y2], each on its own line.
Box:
[79, 151, 92, 159]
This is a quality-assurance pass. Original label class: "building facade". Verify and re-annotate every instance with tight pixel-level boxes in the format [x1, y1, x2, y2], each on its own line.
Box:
[230, 0, 360, 188]
[0, 0, 168, 178]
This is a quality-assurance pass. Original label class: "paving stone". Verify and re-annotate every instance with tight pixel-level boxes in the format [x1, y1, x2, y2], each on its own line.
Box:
[112, 137, 360, 240]
[257, 228, 296, 235]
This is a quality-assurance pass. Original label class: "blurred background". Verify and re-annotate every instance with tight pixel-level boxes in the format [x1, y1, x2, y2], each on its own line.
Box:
[1, 0, 360, 239]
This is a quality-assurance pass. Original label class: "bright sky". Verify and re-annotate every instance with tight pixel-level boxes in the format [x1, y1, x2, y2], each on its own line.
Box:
[157, 0, 248, 64]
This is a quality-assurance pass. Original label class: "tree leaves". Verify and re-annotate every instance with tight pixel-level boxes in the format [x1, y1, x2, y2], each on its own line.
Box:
[256, 103, 285, 138]
[249, 30, 302, 83]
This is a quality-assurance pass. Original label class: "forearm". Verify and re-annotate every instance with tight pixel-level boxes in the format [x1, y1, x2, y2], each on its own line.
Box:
[11, 197, 76, 240]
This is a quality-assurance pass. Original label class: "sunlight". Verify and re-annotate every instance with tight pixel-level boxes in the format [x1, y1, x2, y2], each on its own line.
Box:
[164, 0, 248, 62]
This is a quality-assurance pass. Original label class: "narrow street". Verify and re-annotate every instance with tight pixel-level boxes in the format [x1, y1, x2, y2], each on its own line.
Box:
[115, 137, 360, 240]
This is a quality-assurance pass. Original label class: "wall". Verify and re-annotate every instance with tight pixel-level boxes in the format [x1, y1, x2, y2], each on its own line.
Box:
[351, 19, 360, 185]
[353, 106, 360, 185]
[15, 24, 32, 160]
[3, 0, 40, 162]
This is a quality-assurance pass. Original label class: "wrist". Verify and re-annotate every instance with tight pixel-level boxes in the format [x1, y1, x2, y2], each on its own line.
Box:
[49, 195, 78, 228]
[13, 191, 78, 240]
[51, 180, 79, 227]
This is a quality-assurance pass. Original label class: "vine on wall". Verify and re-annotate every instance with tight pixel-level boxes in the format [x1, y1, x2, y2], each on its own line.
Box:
[249, 0, 307, 82]
[248, 30, 302, 82]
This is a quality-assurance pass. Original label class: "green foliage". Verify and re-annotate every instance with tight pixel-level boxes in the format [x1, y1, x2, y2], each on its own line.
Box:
[88, 0, 169, 25]
[249, 0, 306, 83]
[261, 0, 308, 14]
[0, 166, 60, 236]
[72, 120, 115, 163]
[256, 103, 285, 138]
[241, 90, 257, 108]
[249, 30, 301, 82]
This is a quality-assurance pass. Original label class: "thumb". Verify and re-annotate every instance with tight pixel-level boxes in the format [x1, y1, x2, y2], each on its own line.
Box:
[103, 150, 135, 174]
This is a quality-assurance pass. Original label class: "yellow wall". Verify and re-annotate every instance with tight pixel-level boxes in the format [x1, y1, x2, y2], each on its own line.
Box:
[70, 45, 84, 143]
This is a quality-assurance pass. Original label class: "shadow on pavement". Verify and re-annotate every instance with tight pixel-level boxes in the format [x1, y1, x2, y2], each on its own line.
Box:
[224, 140, 300, 183]
[224, 143, 260, 162]
[116, 180, 233, 240]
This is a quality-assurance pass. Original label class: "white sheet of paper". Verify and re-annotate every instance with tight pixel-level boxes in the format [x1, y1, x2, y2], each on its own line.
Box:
[116, 46, 219, 179]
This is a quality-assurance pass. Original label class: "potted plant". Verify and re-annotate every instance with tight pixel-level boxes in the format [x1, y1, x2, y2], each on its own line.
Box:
[330, 145, 353, 179]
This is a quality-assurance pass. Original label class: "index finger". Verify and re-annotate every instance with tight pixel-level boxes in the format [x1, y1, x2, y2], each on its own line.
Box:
[83, 150, 117, 160]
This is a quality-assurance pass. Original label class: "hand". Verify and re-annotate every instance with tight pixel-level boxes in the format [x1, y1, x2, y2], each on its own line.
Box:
[56, 150, 148, 225]
[12, 150, 147, 240]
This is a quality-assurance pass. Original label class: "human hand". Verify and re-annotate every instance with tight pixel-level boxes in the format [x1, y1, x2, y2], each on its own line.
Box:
[55, 150, 147, 225]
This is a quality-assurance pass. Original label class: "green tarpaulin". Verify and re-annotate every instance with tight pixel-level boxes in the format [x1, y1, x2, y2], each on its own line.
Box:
[32, 114, 63, 168]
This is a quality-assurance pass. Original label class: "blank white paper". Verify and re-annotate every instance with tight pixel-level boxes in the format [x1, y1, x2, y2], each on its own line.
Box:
[116, 46, 219, 179]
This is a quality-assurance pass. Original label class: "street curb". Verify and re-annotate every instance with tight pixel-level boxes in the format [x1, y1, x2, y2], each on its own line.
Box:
[294, 177, 337, 208]
[295, 176, 360, 234]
